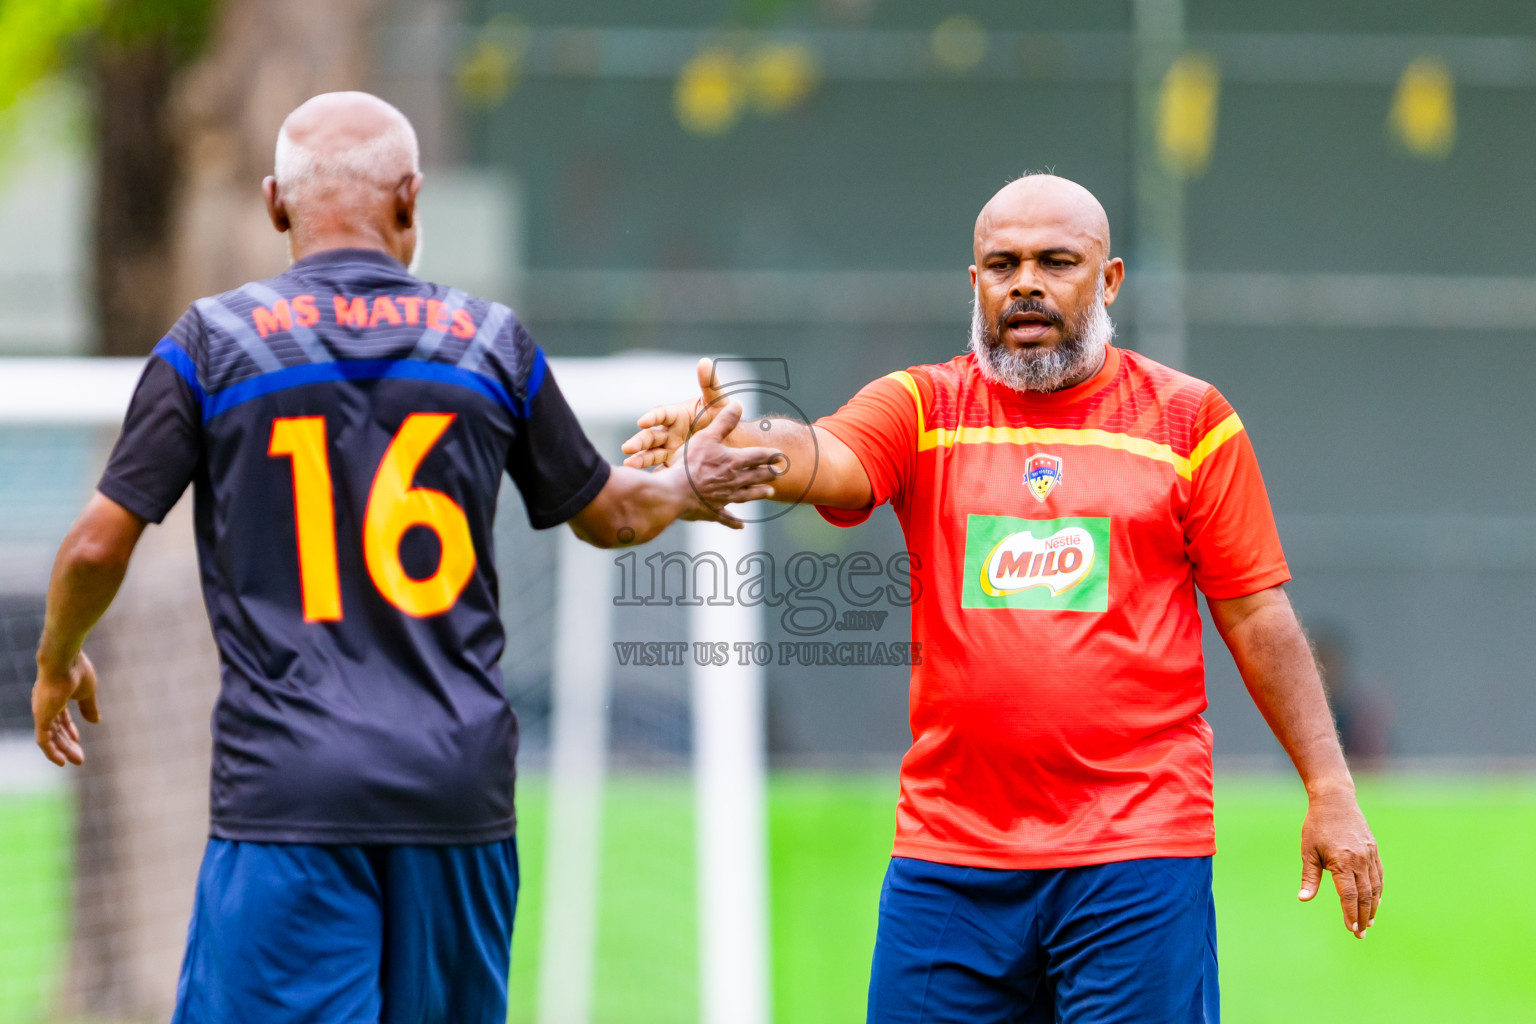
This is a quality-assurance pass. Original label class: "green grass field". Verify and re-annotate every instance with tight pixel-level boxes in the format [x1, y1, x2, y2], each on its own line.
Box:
[3, 775, 1534, 1023]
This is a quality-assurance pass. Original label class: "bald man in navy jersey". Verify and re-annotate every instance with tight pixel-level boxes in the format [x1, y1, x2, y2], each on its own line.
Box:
[32, 91, 777, 1024]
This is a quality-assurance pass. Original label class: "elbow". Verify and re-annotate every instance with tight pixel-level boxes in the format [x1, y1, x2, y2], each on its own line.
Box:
[569, 480, 659, 549]
[59, 531, 133, 576]
[578, 528, 620, 550]
[569, 514, 625, 549]
[55, 496, 144, 577]
[571, 520, 655, 549]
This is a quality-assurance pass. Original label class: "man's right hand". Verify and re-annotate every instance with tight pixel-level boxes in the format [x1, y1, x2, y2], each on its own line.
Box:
[33, 650, 99, 767]
[674, 400, 782, 521]
[621, 355, 875, 511]
[621, 357, 726, 468]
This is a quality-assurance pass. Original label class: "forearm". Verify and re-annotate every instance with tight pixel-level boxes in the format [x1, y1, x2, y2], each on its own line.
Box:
[724, 419, 870, 508]
[569, 465, 691, 548]
[37, 505, 139, 671]
[1218, 595, 1353, 796]
[717, 417, 811, 501]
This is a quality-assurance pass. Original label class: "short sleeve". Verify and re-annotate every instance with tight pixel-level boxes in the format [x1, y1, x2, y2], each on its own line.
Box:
[97, 328, 205, 524]
[811, 371, 924, 528]
[1183, 387, 1292, 599]
[505, 347, 611, 529]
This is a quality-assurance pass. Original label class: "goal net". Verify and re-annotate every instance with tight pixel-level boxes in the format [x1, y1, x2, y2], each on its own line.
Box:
[0, 354, 768, 1024]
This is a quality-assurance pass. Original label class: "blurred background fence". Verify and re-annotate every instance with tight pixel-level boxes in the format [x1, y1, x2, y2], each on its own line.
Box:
[1, 1, 1535, 1022]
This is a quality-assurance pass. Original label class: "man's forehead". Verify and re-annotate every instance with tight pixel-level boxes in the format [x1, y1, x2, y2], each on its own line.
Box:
[973, 176, 1110, 257]
[975, 209, 1104, 255]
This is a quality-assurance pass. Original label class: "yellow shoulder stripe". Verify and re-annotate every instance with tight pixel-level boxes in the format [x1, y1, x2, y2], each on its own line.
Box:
[1186, 411, 1246, 476]
[885, 373, 1245, 481]
[886, 370, 927, 437]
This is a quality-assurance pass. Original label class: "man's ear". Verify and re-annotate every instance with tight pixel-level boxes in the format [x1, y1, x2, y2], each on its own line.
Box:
[1101, 257, 1126, 306]
[395, 172, 423, 229]
[263, 177, 290, 233]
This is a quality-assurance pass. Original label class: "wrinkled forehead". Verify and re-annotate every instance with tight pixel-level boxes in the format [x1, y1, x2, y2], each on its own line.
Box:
[973, 192, 1110, 262]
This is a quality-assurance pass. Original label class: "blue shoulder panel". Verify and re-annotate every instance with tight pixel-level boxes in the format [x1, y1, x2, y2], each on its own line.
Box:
[152, 336, 207, 411]
[201, 358, 515, 422]
[519, 346, 547, 419]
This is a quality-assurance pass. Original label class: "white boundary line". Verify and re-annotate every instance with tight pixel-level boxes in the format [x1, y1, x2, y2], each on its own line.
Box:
[0, 353, 707, 424]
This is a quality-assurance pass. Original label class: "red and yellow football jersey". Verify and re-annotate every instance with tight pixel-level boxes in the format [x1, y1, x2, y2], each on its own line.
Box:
[815, 345, 1290, 869]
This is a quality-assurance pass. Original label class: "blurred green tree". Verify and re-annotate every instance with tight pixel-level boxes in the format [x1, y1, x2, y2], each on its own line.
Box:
[0, 3, 383, 1019]
[89, 0, 218, 357]
[0, 0, 216, 356]
[0, 1, 108, 111]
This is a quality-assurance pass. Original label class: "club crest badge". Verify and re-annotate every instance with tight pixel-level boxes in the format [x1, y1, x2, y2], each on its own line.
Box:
[1023, 454, 1064, 502]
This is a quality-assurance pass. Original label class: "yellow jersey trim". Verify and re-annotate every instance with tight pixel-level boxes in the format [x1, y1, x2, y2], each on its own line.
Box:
[887, 370, 926, 436]
[884, 371, 1244, 481]
[1185, 411, 1245, 476]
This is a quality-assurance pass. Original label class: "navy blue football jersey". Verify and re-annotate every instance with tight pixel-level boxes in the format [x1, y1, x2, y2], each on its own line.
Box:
[98, 248, 610, 844]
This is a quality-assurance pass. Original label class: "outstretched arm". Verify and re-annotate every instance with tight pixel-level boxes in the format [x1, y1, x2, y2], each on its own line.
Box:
[1208, 584, 1383, 938]
[570, 401, 782, 547]
[33, 493, 147, 766]
[620, 357, 874, 510]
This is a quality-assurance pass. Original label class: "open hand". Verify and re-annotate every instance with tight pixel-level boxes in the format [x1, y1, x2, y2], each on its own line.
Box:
[1298, 789, 1383, 938]
[33, 651, 100, 766]
[622, 357, 725, 469]
[677, 399, 782, 523]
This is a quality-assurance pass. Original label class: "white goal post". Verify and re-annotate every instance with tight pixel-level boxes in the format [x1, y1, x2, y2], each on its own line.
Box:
[0, 354, 770, 1024]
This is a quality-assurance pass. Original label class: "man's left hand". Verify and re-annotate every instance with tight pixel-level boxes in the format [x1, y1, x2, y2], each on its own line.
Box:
[33, 651, 100, 767]
[1297, 788, 1383, 938]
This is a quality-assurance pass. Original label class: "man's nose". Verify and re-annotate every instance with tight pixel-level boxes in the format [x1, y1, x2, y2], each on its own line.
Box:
[1009, 266, 1046, 298]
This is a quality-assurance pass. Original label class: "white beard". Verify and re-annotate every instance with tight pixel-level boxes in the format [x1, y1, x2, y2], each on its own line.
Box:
[968, 283, 1115, 393]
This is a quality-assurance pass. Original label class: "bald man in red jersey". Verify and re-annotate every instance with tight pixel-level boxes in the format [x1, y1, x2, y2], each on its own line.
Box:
[623, 175, 1381, 1024]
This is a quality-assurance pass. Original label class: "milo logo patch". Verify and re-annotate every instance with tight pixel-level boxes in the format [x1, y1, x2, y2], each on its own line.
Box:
[961, 515, 1111, 612]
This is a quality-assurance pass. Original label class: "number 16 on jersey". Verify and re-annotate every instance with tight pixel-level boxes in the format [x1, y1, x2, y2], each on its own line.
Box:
[268, 413, 477, 622]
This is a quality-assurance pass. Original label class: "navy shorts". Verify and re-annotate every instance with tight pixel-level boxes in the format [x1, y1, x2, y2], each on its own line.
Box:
[170, 837, 518, 1024]
[868, 855, 1218, 1024]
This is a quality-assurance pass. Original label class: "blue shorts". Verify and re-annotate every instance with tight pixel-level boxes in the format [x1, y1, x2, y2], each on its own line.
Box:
[170, 837, 518, 1024]
[868, 855, 1218, 1024]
